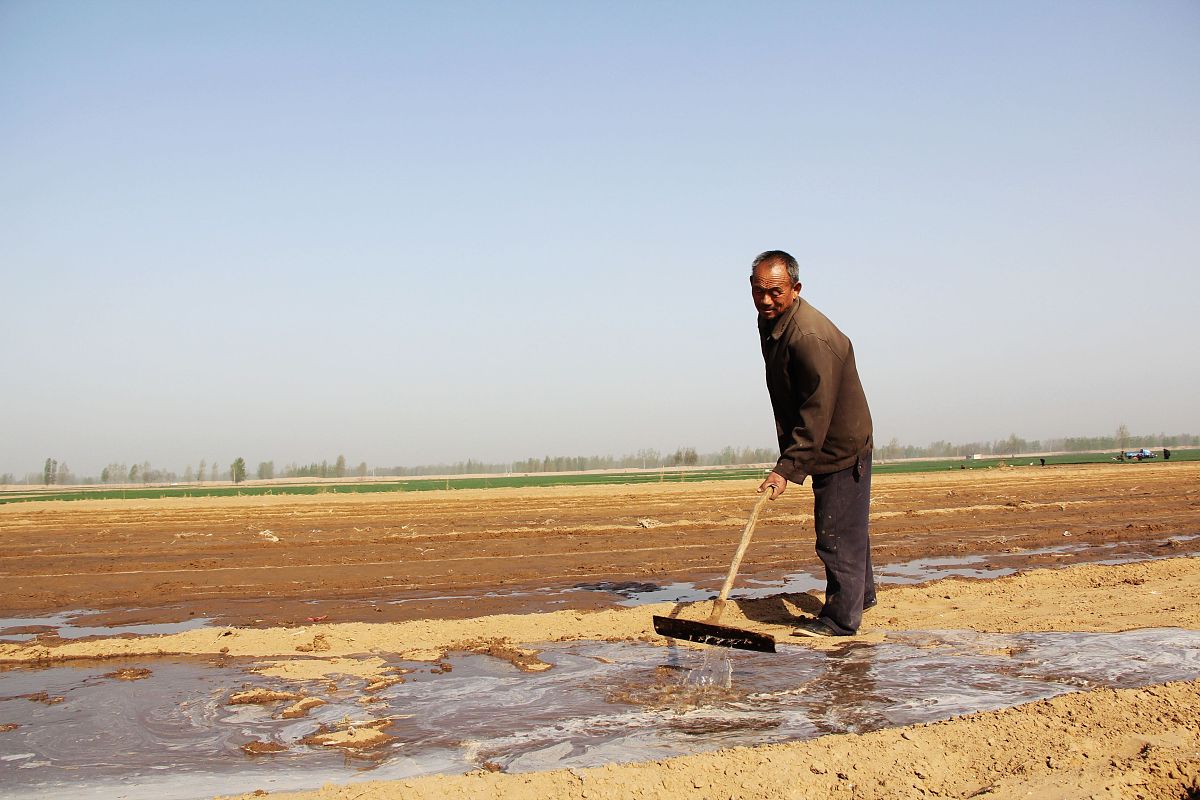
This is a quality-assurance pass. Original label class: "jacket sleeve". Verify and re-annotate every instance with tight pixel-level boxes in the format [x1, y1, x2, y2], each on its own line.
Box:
[774, 333, 844, 484]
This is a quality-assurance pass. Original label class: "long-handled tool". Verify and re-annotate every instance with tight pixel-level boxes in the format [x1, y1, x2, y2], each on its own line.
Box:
[652, 493, 776, 653]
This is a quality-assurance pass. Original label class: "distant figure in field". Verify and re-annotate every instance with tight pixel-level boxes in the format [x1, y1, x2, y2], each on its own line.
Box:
[1164, 448, 1172, 461]
[1040, 458, 1046, 467]
[751, 249, 874, 638]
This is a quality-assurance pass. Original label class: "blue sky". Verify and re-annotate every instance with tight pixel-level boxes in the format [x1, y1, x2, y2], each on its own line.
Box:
[2, 1, 1197, 476]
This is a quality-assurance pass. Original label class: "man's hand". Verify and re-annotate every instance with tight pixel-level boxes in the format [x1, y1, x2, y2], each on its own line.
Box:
[757, 471, 788, 499]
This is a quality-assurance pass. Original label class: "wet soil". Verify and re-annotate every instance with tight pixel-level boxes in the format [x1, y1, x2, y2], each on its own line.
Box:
[1, 463, 1196, 631]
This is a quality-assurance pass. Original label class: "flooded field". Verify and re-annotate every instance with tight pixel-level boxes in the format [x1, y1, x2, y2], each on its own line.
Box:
[3, 628, 1200, 799]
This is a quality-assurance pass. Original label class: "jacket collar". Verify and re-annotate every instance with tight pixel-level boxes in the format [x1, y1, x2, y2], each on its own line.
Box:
[758, 297, 803, 342]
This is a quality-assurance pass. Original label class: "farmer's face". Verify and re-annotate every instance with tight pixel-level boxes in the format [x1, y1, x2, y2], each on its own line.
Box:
[750, 261, 800, 320]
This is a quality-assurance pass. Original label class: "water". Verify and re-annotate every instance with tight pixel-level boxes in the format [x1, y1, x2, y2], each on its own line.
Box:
[0, 612, 213, 643]
[683, 648, 734, 690]
[2, 627, 1199, 799]
[573, 537, 1200, 605]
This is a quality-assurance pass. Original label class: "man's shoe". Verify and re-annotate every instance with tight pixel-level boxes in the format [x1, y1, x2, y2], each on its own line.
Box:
[863, 598, 878, 611]
[790, 618, 848, 638]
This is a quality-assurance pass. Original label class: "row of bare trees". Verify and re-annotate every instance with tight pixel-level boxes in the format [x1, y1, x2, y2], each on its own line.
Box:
[18, 455, 373, 486]
[273, 455, 368, 479]
[93, 460, 226, 484]
[386, 446, 778, 476]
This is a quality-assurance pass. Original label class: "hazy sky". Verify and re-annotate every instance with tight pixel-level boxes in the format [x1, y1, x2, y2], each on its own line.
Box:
[3, 1, 1197, 477]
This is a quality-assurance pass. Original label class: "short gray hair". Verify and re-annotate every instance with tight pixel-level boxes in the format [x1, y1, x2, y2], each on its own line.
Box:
[751, 250, 799, 284]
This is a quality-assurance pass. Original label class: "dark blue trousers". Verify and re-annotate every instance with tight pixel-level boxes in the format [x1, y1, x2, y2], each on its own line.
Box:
[811, 452, 875, 635]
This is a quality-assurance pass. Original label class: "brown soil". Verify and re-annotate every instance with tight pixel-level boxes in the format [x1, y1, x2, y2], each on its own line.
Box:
[279, 697, 327, 719]
[299, 718, 399, 752]
[1, 462, 1197, 799]
[1, 463, 1195, 630]
[20, 691, 65, 705]
[103, 667, 152, 680]
[227, 688, 302, 705]
[461, 638, 554, 672]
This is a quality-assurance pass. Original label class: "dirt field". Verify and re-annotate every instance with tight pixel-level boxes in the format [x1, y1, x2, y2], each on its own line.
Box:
[3, 462, 1197, 628]
[1, 462, 1198, 799]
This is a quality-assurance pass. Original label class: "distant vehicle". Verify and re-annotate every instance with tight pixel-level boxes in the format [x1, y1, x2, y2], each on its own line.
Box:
[1123, 448, 1157, 461]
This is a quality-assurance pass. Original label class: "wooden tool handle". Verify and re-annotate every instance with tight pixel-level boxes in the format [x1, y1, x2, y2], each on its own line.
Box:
[707, 492, 772, 623]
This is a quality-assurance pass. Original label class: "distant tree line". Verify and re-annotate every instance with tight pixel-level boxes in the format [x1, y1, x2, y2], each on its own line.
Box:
[21, 458, 230, 486]
[385, 445, 777, 476]
[275, 455, 369, 479]
[87, 459, 229, 485]
[875, 429, 1200, 461]
[9, 432, 1198, 486]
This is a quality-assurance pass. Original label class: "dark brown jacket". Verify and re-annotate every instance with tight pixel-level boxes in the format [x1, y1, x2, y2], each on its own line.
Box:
[759, 298, 873, 484]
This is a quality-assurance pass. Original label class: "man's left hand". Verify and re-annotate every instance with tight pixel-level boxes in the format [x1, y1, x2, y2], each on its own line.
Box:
[757, 471, 788, 499]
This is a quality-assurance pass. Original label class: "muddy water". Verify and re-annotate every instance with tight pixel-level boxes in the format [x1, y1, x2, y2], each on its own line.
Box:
[0, 612, 214, 643]
[580, 534, 1200, 606]
[2, 628, 1200, 799]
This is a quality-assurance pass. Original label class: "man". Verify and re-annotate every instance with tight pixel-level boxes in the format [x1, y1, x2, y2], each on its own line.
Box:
[751, 250, 875, 637]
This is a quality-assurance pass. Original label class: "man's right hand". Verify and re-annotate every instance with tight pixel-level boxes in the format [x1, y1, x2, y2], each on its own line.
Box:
[757, 471, 788, 499]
